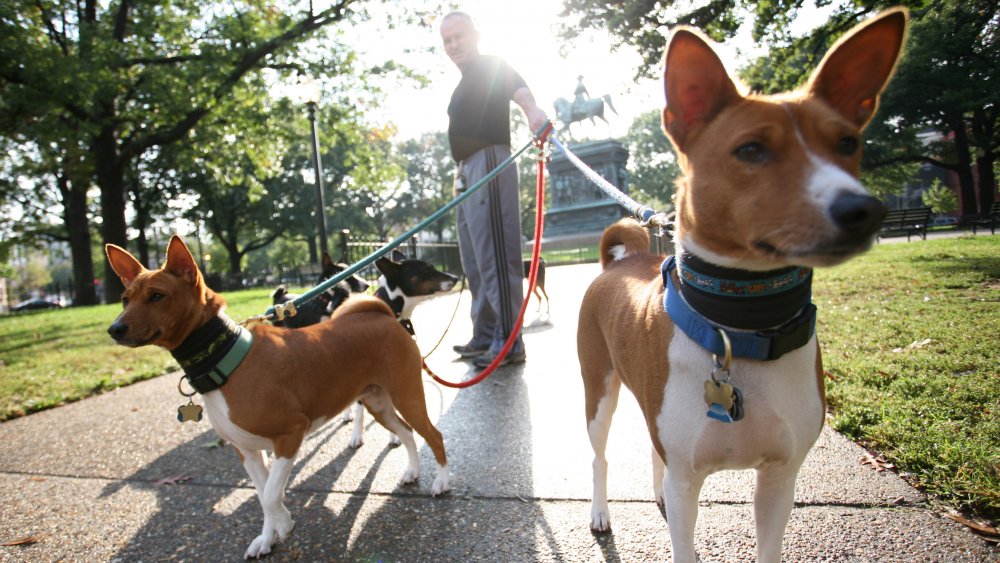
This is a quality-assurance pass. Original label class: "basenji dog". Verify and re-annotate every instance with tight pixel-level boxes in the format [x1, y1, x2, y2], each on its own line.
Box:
[523, 257, 549, 314]
[577, 10, 906, 562]
[374, 249, 460, 335]
[105, 237, 449, 559]
[344, 250, 459, 448]
[270, 252, 369, 328]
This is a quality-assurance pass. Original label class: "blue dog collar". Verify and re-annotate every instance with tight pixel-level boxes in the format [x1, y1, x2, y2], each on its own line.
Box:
[662, 256, 816, 361]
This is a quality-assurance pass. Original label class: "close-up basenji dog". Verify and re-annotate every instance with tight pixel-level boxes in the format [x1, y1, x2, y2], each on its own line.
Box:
[105, 237, 449, 559]
[577, 9, 906, 562]
[523, 257, 550, 314]
[344, 250, 458, 448]
[269, 252, 369, 328]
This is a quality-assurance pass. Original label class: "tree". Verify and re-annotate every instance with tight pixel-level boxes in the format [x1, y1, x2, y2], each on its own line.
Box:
[1, 0, 360, 302]
[922, 179, 958, 215]
[395, 132, 455, 242]
[623, 109, 679, 213]
[561, 1, 999, 215]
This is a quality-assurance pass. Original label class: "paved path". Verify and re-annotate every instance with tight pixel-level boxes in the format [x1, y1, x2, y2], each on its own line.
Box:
[1, 263, 997, 561]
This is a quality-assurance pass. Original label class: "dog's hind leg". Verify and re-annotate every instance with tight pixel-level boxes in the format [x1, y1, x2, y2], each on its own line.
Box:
[651, 447, 665, 507]
[391, 391, 450, 496]
[585, 367, 621, 532]
[360, 388, 430, 487]
[347, 402, 365, 448]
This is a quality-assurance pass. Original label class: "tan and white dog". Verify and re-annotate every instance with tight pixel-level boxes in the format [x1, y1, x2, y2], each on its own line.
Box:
[105, 237, 449, 559]
[577, 10, 907, 562]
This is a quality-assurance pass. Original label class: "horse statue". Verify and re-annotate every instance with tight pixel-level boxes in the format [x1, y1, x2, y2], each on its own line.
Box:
[553, 76, 619, 136]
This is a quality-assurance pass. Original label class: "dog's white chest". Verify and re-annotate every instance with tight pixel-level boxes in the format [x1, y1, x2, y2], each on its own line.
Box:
[658, 330, 823, 471]
[201, 391, 275, 452]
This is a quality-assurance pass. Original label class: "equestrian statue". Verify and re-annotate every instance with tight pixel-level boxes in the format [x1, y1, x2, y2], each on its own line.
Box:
[552, 76, 618, 137]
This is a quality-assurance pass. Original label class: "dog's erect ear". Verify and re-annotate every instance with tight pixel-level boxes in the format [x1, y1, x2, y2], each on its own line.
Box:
[375, 256, 399, 277]
[164, 235, 202, 285]
[662, 28, 741, 150]
[390, 249, 407, 262]
[105, 244, 147, 288]
[807, 8, 908, 129]
[322, 252, 334, 270]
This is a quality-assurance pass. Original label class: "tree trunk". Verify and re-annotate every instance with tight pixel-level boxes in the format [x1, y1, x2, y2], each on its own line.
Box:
[94, 126, 129, 302]
[971, 109, 997, 214]
[61, 176, 98, 306]
[947, 113, 978, 215]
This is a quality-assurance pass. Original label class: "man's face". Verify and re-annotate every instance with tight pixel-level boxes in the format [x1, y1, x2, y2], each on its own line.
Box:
[440, 15, 479, 71]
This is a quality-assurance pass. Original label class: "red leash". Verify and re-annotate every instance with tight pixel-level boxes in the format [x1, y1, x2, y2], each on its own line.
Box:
[426, 126, 551, 389]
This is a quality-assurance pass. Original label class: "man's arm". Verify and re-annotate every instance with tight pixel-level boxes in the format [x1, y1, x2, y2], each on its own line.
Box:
[513, 86, 548, 134]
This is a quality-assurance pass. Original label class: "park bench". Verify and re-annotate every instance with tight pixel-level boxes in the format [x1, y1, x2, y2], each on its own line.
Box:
[967, 201, 1000, 235]
[878, 206, 932, 242]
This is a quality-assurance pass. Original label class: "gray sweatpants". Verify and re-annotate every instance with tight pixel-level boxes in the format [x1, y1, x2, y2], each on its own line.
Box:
[455, 145, 525, 355]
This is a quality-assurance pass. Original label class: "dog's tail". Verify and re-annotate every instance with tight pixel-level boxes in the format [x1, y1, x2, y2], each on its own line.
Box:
[271, 285, 287, 301]
[330, 294, 395, 320]
[599, 218, 649, 269]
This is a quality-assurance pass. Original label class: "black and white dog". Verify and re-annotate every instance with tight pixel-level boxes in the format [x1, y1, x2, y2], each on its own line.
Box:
[270, 253, 369, 328]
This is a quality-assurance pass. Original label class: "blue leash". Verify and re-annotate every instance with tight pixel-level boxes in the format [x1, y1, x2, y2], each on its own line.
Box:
[549, 135, 673, 229]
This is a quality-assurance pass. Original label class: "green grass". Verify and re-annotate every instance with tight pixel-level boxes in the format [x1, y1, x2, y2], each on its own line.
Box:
[815, 235, 999, 519]
[0, 288, 274, 421]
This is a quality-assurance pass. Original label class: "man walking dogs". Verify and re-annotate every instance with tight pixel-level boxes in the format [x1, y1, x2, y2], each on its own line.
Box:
[441, 11, 548, 368]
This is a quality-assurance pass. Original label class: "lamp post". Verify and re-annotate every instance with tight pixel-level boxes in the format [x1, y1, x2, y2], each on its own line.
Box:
[299, 76, 329, 257]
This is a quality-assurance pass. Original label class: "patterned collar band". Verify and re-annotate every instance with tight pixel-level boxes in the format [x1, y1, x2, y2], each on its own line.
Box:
[170, 314, 253, 394]
[662, 255, 816, 361]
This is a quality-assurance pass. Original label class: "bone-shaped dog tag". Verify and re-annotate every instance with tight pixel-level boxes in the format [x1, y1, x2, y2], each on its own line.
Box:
[177, 402, 203, 423]
[704, 380, 743, 423]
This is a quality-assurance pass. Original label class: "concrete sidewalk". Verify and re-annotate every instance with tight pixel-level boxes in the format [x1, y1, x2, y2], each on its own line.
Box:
[1, 263, 996, 561]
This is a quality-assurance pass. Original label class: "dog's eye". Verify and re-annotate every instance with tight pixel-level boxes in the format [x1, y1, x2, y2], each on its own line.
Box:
[121, 297, 129, 307]
[836, 136, 858, 155]
[149, 293, 164, 303]
[732, 142, 770, 164]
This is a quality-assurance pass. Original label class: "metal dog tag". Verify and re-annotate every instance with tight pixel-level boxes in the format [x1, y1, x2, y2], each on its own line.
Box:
[704, 380, 744, 423]
[177, 402, 203, 423]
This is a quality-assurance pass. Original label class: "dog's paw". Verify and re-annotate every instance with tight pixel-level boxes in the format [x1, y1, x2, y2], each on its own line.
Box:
[400, 466, 419, 485]
[340, 409, 354, 423]
[431, 466, 450, 496]
[388, 433, 401, 447]
[590, 504, 612, 533]
[348, 431, 364, 449]
[244, 534, 275, 559]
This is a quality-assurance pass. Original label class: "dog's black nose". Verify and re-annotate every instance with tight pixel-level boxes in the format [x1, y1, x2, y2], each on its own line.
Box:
[830, 192, 886, 235]
[108, 321, 129, 341]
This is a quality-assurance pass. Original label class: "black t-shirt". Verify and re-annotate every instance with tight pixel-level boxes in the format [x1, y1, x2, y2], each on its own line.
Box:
[447, 55, 527, 162]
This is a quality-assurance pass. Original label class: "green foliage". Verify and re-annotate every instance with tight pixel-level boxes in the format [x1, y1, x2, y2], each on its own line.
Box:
[623, 109, 679, 212]
[816, 237, 1000, 519]
[921, 179, 958, 214]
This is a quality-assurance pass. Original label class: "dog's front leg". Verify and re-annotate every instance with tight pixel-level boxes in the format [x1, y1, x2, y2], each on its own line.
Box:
[663, 468, 705, 563]
[239, 448, 270, 497]
[244, 456, 296, 559]
[753, 462, 799, 563]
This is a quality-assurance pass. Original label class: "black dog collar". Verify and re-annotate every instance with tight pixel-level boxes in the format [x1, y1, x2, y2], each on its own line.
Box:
[171, 314, 252, 393]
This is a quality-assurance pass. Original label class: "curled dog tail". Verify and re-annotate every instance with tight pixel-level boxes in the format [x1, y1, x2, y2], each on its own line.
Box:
[599, 218, 650, 269]
[330, 294, 395, 320]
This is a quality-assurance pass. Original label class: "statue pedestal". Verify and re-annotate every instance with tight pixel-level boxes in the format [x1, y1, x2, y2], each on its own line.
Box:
[544, 139, 628, 238]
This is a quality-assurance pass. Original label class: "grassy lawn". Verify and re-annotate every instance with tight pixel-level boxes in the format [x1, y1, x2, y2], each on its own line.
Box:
[815, 235, 999, 519]
[1, 236, 997, 519]
[0, 288, 275, 421]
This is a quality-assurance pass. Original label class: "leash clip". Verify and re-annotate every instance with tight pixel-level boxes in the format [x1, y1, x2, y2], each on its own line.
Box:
[710, 328, 732, 382]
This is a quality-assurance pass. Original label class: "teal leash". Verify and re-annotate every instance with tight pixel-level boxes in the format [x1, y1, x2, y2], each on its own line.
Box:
[255, 122, 553, 324]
